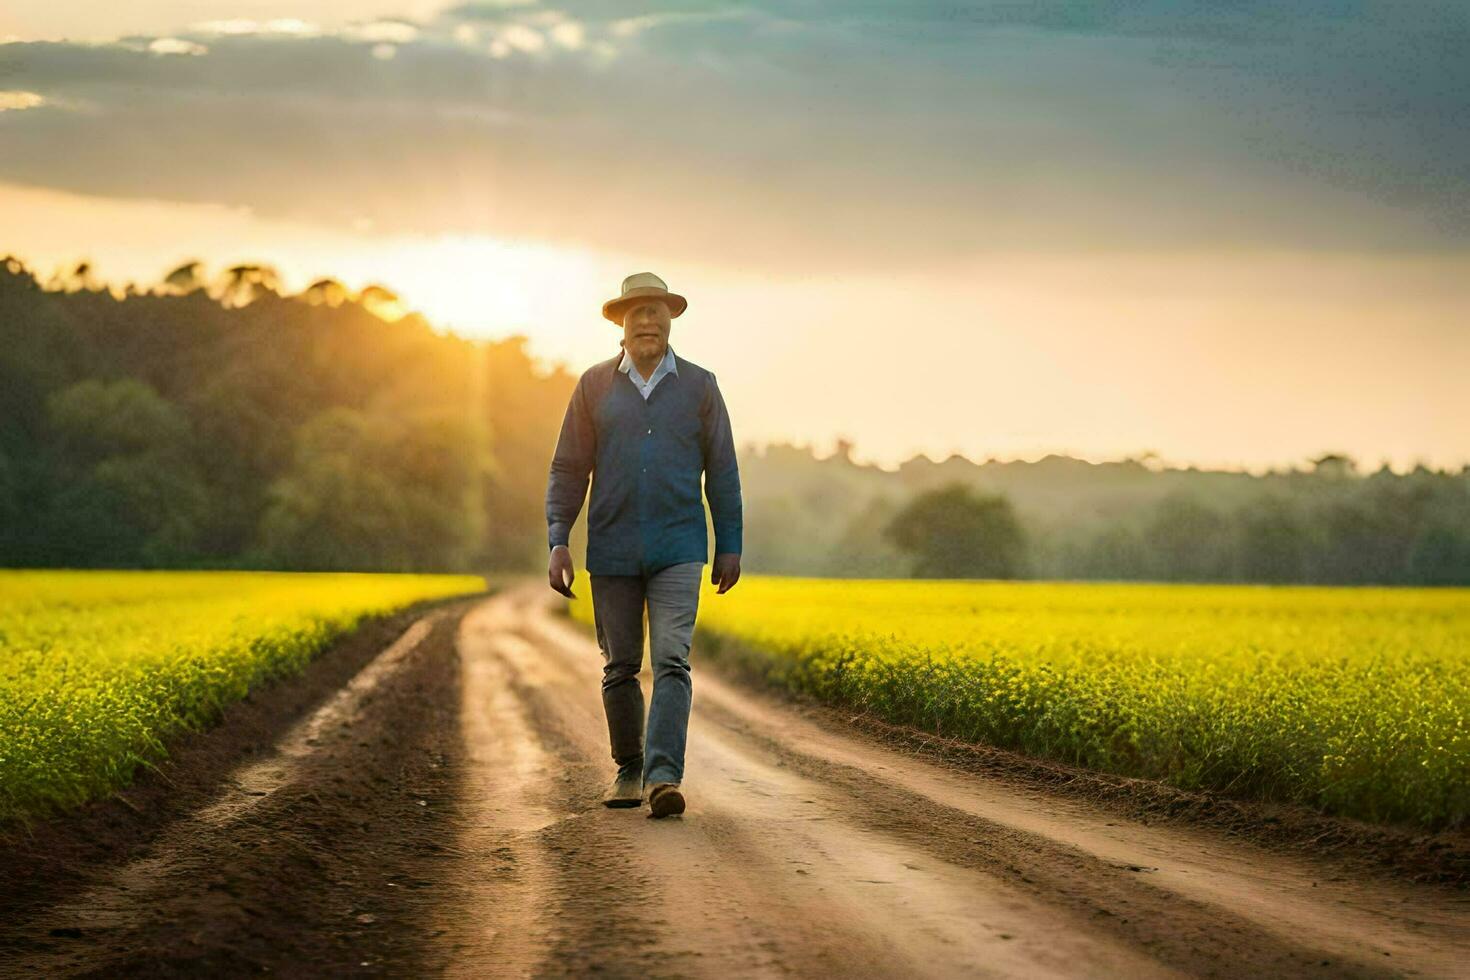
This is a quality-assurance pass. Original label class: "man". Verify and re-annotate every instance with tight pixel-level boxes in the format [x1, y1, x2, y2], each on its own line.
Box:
[545, 272, 743, 819]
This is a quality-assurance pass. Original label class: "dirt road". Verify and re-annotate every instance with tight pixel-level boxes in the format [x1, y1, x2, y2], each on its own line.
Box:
[2, 581, 1466, 978]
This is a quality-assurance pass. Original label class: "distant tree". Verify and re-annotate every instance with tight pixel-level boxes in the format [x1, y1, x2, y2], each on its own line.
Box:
[1143, 491, 1234, 581]
[1233, 494, 1311, 583]
[883, 481, 1026, 578]
[826, 492, 906, 577]
[1076, 522, 1149, 580]
[47, 377, 191, 459]
[356, 283, 406, 321]
[215, 263, 282, 307]
[741, 494, 814, 574]
[0, 448, 17, 547]
[300, 277, 349, 306]
[255, 407, 480, 571]
[1132, 449, 1162, 470]
[1408, 522, 1470, 585]
[1311, 452, 1358, 480]
[1407, 472, 1470, 585]
[42, 379, 208, 566]
[179, 373, 301, 558]
[478, 336, 577, 570]
[161, 260, 206, 295]
[0, 277, 83, 457]
[1315, 480, 1424, 583]
[48, 260, 101, 293]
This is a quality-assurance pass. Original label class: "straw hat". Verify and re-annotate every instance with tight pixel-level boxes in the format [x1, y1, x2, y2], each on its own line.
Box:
[602, 272, 687, 325]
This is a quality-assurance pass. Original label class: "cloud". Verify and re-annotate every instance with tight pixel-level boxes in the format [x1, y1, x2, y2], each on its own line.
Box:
[548, 21, 585, 49]
[489, 23, 545, 56]
[448, 0, 540, 16]
[344, 20, 421, 44]
[189, 19, 324, 38]
[605, 9, 749, 39]
[0, 90, 45, 110]
[0, 1, 1465, 272]
[146, 37, 207, 56]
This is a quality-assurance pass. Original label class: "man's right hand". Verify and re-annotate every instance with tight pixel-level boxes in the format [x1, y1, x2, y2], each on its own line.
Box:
[548, 544, 577, 598]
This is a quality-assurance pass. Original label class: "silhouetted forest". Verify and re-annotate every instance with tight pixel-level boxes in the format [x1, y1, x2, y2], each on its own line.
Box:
[744, 442, 1470, 585]
[1, 255, 575, 573]
[3, 254, 1466, 584]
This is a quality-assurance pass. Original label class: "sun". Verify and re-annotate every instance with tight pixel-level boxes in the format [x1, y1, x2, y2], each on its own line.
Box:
[324, 232, 606, 342]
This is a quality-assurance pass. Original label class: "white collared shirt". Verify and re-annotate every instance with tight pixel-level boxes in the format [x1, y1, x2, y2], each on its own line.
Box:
[617, 343, 678, 400]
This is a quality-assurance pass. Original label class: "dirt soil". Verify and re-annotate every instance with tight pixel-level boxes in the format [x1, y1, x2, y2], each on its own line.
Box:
[1, 580, 1466, 979]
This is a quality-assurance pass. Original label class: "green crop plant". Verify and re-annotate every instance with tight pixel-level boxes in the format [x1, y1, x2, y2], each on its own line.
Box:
[0, 570, 484, 824]
[571, 577, 1469, 828]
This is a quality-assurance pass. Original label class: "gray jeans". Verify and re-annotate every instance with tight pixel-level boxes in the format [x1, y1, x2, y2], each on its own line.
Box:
[590, 561, 703, 786]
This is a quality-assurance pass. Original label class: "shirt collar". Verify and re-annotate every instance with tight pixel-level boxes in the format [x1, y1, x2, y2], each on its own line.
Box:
[618, 344, 677, 380]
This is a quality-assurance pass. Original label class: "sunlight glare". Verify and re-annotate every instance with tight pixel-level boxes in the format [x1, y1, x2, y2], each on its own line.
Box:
[344, 233, 604, 342]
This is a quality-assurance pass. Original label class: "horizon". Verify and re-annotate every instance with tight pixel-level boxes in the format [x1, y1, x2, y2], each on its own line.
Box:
[3, 2, 1466, 475]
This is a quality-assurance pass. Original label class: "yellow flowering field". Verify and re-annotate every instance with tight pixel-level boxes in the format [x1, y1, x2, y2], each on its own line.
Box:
[572, 577, 1470, 828]
[0, 570, 485, 823]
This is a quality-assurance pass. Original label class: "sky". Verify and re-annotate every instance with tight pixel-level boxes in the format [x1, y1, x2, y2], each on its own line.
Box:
[1, 1, 1466, 473]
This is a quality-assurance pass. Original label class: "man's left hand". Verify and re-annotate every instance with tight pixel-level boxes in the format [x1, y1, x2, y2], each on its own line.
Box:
[711, 553, 741, 594]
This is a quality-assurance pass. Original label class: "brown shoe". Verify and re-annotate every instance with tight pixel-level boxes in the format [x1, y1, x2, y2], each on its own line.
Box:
[602, 771, 644, 808]
[646, 782, 685, 819]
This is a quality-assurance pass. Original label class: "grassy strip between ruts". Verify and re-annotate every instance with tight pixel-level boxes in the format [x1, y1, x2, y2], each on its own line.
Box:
[0, 570, 485, 824]
[569, 575, 1469, 829]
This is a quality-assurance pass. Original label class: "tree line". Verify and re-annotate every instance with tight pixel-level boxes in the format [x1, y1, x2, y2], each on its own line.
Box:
[0, 255, 574, 572]
[3, 254, 1465, 585]
[748, 444, 1470, 585]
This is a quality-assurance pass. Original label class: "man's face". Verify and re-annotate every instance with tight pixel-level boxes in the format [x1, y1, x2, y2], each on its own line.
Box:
[622, 299, 671, 360]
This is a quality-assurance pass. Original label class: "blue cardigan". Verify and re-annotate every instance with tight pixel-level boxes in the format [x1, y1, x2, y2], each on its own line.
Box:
[546, 346, 743, 576]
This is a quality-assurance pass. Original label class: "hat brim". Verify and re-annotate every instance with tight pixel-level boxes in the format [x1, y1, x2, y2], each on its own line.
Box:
[603, 288, 687, 324]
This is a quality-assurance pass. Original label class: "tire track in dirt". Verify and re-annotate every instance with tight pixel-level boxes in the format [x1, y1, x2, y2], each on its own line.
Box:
[475, 624, 922, 977]
[489, 586, 1189, 978]
[0, 602, 478, 978]
[443, 598, 678, 977]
